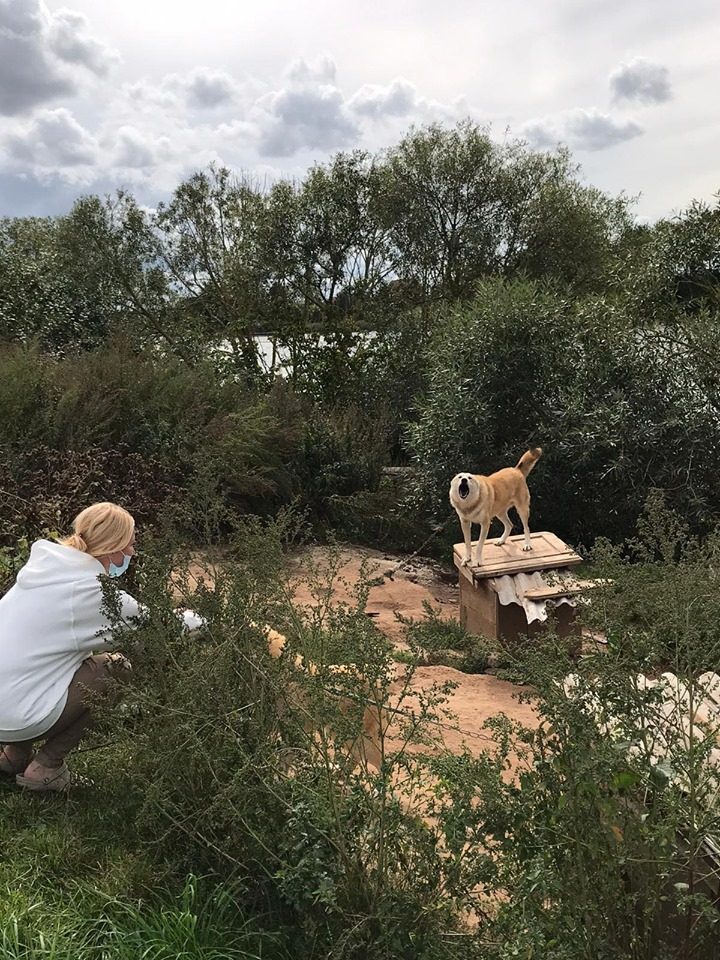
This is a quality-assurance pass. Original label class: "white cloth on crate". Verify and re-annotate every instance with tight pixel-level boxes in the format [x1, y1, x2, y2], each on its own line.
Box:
[489, 571, 577, 624]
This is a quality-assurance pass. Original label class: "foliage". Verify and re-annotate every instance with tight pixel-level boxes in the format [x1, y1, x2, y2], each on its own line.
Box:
[1, 524, 489, 959]
[382, 121, 632, 300]
[0, 343, 301, 541]
[3, 122, 717, 552]
[5, 504, 720, 956]
[620, 194, 720, 318]
[0, 876, 284, 960]
[4, 117, 720, 960]
[407, 278, 720, 545]
[0, 121, 640, 364]
[0, 443, 179, 550]
[398, 601, 492, 674]
[460, 659, 720, 959]
[583, 491, 720, 673]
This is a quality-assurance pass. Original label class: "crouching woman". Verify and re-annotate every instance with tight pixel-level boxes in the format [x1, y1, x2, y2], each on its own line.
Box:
[0, 502, 178, 793]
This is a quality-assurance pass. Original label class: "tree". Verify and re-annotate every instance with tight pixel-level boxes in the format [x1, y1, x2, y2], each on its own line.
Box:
[154, 165, 270, 373]
[63, 193, 187, 357]
[381, 120, 506, 301]
[380, 120, 634, 303]
[0, 216, 111, 350]
[657, 195, 720, 310]
[507, 167, 634, 292]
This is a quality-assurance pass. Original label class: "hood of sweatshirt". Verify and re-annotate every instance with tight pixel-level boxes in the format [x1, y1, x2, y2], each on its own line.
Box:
[15, 539, 106, 590]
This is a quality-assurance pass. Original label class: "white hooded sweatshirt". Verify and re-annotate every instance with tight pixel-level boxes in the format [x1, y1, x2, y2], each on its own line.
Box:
[0, 539, 199, 742]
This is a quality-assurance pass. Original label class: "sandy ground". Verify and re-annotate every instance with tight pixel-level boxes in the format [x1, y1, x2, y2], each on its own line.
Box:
[177, 543, 540, 758]
[288, 545, 539, 757]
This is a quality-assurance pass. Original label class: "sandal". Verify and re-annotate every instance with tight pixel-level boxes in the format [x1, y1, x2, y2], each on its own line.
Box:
[16, 762, 93, 794]
[0, 746, 34, 777]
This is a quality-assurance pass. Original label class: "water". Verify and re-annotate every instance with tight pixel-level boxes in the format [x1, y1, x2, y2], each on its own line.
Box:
[219, 332, 377, 376]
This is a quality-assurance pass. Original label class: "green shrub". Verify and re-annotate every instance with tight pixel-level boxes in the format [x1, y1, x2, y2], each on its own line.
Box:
[6, 509, 720, 957]
[61, 529, 485, 958]
[582, 491, 720, 673]
[0, 342, 406, 544]
[0, 444, 179, 550]
[457, 657, 720, 959]
[398, 602, 491, 674]
[289, 404, 390, 521]
[407, 279, 720, 547]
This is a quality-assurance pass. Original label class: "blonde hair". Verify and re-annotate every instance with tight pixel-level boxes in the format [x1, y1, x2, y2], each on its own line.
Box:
[60, 502, 135, 558]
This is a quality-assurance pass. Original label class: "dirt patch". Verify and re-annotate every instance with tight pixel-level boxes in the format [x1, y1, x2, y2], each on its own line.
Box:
[289, 545, 458, 648]
[289, 545, 539, 756]
[400, 665, 537, 753]
[173, 543, 540, 756]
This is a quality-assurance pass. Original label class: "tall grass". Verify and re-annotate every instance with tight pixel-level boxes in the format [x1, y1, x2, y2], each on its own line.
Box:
[0, 876, 285, 959]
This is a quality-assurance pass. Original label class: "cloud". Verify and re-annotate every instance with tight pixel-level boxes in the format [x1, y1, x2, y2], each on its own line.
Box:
[46, 7, 119, 75]
[566, 109, 643, 149]
[610, 56, 672, 104]
[286, 54, 337, 85]
[348, 79, 417, 119]
[253, 55, 464, 156]
[184, 68, 238, 109]
[0, 0, 43, 36]
[113, 125, 160, 169]
[256, 56, 360, 156]
[3, 107, 99, 178]
[523, 107, 643, 152]
[0, 0, 119, 116]
[258, 87, 359, 156]
[121, 68, 252, 116]
[0, 1, 74, 115]
[120, 78, 183, 113]
[0, 48, 471, 200]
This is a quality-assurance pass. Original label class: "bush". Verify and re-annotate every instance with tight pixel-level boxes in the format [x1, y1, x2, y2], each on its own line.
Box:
[6, 503, 720, 957]
[399, 602, 492, 673]
[455, 657, 720, 959]
[453, 501, 720, 957]
[0, 342, 412, 544]
[582, 491, 720, 673]
[407, 278, 720, 546]
[58, 528, 488, 958]
[0, 444, 179, 550]
[290, 405, 388, 516]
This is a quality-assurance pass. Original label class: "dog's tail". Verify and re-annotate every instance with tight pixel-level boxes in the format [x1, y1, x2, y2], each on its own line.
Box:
[515, 447, 543, 477]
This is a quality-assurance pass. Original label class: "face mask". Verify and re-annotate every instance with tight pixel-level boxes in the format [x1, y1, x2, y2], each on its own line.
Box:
[108, 553, 132, 578]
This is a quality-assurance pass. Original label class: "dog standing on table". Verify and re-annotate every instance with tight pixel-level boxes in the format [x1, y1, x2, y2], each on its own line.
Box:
[449, 447, 543, 567]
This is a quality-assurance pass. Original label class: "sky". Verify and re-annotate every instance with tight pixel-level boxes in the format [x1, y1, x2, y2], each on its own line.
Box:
[0, 0, 718, 222]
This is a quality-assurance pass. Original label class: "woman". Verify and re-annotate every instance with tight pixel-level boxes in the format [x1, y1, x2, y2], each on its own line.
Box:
[0, 502, 201, 793]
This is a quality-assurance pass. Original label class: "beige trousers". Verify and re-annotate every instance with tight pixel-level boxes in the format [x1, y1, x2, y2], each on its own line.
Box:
[12, 652, 132, 767]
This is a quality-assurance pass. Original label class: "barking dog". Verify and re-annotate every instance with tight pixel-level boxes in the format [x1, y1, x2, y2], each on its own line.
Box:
[449, 447, 542, 567]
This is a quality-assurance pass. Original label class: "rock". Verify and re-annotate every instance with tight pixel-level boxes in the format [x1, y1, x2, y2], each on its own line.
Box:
[423, 648, 466, 669]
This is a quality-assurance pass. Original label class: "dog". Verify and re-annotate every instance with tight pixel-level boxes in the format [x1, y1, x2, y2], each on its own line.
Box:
[449, 447, 542, 567]
[259, 624, 387, 772]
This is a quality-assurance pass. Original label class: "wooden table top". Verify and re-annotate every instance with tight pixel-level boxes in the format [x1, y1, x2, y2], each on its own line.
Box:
[453, 531, 583, 581]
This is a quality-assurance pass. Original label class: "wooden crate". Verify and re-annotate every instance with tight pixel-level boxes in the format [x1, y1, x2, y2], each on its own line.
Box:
[453, 532, 583, 645]
[457, 575, 579, 644]
[453, 530, 582, 580]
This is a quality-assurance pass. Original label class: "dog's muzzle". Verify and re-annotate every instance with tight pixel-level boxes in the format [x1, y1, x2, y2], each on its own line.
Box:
[458, 478, 470, 499]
